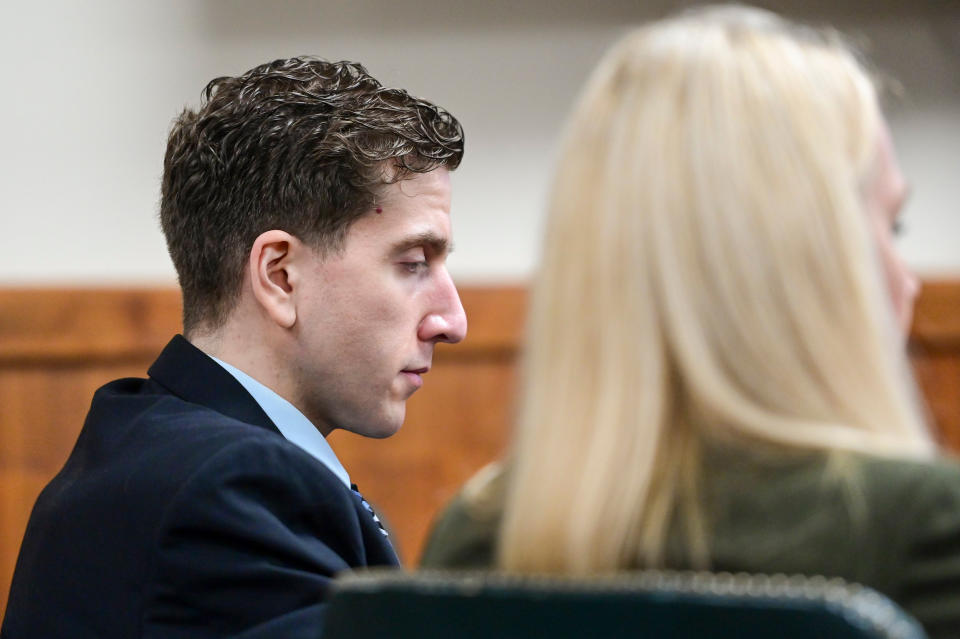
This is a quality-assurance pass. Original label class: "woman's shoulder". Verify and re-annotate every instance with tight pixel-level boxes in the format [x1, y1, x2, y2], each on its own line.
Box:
[851, 452, 960, 532]
[702, 446, 960, 574]
[855, 452, 960, 505]
[727, 449, 960, 528]
[706, 438, 960, 508]
[852, 453, 960, 635]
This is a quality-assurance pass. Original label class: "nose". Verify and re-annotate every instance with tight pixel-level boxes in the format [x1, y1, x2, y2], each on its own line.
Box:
[899, 270, 921, 333]
[418, 271, 467, 344]
[905, 270, 921, 303]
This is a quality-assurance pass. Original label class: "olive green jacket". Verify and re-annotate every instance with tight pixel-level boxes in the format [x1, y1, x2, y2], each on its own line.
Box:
[421, 450, 960, 638]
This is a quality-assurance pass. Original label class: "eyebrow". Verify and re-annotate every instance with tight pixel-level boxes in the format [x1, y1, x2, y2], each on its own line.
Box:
[389, 231, 453, 257]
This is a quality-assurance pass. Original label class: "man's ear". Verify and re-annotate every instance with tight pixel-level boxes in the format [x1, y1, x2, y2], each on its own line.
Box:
[249, 230, 302, 329]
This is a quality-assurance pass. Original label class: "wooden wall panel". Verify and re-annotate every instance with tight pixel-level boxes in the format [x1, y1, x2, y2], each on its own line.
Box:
[0, 288, 182, 364]
[910, 280, 960, 451]
[0, 282, 958, 620]
[0, 361, 166, 620]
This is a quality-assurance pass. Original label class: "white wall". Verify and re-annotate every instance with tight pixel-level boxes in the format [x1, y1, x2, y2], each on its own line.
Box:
[1, 0, 957, 285]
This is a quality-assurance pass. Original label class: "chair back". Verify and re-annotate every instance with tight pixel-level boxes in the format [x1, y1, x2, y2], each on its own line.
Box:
[324, 569, 927, 639]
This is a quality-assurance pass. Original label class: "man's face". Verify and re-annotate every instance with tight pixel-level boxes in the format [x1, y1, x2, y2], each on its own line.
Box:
[291, 168, 467, 438]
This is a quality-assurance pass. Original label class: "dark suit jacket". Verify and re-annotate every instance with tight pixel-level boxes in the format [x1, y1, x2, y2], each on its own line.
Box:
[1, 335, 399, 639]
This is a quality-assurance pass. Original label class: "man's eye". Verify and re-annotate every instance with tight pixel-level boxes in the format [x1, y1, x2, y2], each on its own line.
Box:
[892, 219, 905, 237]
[402, 261, 429, 274]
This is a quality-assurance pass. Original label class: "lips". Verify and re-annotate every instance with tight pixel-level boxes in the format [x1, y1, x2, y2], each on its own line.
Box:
[400, 366, 429, 389]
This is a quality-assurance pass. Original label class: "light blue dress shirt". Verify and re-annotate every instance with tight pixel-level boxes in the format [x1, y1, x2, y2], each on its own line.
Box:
[211, 356, 351, 488]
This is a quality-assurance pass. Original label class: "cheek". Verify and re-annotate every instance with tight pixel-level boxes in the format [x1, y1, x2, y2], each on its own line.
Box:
[875, 228, 918, 331]
[352, 286, 420, 350]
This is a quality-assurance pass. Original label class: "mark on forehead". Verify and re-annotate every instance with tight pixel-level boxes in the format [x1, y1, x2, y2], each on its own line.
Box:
[376, 207, 383, 214]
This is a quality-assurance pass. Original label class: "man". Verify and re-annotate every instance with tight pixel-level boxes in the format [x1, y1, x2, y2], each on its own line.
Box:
[1, 57, 466, 638]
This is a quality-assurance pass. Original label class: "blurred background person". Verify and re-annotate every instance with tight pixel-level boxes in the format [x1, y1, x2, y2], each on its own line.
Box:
[422, 6, 960, 636]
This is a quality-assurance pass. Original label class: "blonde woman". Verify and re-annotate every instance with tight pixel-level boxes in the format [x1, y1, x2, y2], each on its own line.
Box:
[421, 6, 960, 635]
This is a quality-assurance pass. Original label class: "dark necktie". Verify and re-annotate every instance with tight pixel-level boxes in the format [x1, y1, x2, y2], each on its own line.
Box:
[350, 483, 390, 538]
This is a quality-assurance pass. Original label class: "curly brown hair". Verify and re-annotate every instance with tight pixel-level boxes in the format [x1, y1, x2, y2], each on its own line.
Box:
[160, 57, 464, 333]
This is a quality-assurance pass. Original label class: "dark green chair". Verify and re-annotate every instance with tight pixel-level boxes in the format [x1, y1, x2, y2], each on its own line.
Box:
[324, 569, 926, 638]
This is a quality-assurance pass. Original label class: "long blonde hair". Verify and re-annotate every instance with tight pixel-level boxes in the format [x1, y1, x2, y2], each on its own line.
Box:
[498, 6, 933, 574]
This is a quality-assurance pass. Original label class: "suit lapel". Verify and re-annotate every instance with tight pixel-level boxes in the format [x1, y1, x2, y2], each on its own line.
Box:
[148, 335, 281, 436]
[149, 335, 400, 566]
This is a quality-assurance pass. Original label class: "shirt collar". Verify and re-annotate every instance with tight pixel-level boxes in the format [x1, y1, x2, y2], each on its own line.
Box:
[210, 356, 351, 488]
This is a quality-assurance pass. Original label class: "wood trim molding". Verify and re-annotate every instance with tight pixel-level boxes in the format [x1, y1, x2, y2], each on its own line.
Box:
[0, 286, 530, 365]
[0, 280, 957, 363]
[910, 279, 960, 351]
[0, 288, 182, 365]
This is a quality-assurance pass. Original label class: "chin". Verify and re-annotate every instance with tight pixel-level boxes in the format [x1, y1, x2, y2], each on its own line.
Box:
[352, 410, 405, 439]
[353, 421, 402, 439]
